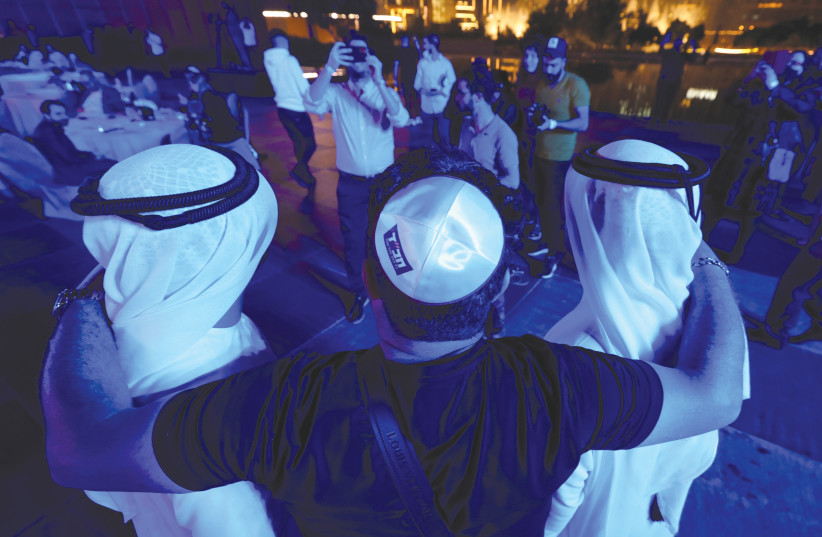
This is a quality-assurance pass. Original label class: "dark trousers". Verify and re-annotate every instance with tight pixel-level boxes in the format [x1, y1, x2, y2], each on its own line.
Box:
[420, 111, 451, 147]
[518, 138, 540, 227]
[337, 171, 371, 295]
[278, 107, 317, 185]
[399, 82, 419, 117]
[533, 157, 570, 255]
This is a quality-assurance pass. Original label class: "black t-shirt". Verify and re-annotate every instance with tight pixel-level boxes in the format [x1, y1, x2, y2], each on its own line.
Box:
[153, 335, 663, 536]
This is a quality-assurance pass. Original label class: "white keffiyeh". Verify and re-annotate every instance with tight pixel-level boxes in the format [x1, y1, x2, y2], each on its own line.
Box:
[82, 144, 277, 395]
[543, 140, 749, 537]
[81, 144, 279, 537]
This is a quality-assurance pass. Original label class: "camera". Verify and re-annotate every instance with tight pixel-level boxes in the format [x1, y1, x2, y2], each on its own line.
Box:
[525, 103, 549, 129]
[348, 45, 368, 63]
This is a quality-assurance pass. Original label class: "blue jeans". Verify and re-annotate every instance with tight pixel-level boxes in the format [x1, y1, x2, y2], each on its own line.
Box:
[337, 171, 371, 295]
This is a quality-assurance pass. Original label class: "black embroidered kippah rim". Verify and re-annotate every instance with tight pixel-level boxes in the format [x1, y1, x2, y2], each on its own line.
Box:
[571, 144, 711, 221]
[70, 146, 259, 230]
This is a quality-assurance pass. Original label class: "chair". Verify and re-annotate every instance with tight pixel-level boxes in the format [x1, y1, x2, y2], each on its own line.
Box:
[0, 133, 83, 221]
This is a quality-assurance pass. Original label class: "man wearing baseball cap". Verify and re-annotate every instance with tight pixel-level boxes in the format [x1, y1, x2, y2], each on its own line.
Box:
[42, 145, 745, 536]
[529, 36, 590, 270]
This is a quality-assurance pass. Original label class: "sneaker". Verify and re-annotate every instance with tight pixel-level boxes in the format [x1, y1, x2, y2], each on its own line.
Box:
[527, 246, 550, 258]
[539, 256, 559, 279]
[526, 227, 542, 242]
[346, 294, 370, 324]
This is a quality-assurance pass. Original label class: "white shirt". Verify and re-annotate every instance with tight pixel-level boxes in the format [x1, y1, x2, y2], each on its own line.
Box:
[304, 78, 409, 177]
[240, 19, 257, 47]
[263, 48, 309, 112]
[414, 52, 456, 114]
[145, 31, 165, 56]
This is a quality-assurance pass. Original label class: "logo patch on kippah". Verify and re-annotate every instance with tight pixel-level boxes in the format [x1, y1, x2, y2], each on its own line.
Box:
[384, 225, 413, 275]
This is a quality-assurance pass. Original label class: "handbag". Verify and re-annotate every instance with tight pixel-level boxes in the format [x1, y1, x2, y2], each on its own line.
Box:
[766, 147, 795, 183]
[360, 350, 453, 537]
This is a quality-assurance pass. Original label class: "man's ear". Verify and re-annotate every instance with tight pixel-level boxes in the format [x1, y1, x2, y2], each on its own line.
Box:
[363, 258, 381, 300]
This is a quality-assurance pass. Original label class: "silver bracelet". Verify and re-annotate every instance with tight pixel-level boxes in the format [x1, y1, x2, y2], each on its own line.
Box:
[691, 257, 730, 276]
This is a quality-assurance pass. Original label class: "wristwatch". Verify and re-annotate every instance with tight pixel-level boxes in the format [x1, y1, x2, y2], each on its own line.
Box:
[52, 288, 104, 318]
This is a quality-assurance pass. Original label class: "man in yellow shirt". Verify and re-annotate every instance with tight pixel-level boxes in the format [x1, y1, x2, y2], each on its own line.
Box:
[530, 36, 590, 265]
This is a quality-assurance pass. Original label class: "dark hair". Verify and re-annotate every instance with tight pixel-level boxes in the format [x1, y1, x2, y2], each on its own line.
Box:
[791, 50, 809, 64]
[269, 29, 288, 46]
[346, 30, 368, 46]
[523, 37, 544, 56]
[40, 99, 66, 114]
[367, 146, 509, 342]
[468, 76, 495, 103]
[424, 33, 440, 50]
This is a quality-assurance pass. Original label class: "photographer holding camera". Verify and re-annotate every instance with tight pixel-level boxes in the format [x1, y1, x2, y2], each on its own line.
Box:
[304, 32, 410, 324]
[529, 36, 590, 271]
[706, 51, 817, 263]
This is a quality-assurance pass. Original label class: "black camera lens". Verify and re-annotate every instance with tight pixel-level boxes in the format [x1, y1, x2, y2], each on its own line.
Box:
[351, 47, 368, 63]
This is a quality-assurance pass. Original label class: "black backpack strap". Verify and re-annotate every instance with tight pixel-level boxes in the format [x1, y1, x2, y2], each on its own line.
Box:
[360, 350, 453, 537]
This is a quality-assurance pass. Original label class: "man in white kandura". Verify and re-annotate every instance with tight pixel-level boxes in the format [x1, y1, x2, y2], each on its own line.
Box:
[543, 139, 750, 537]
[78, 144, 280, 537]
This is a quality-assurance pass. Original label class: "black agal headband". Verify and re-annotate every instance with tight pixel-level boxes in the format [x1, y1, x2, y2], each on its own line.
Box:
[70, 146, 258, 230]
[571, 144, 710, 221]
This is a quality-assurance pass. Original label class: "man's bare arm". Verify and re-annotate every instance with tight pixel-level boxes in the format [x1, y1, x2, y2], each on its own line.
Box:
[41, 299, 188, 493]
[639, 241, 745, 446]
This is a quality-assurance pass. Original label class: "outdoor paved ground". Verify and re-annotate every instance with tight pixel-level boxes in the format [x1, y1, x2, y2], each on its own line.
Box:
[1, 97, 820, 536]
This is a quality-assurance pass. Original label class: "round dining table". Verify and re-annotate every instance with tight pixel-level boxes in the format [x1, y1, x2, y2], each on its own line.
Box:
[64, 108, 189, 161]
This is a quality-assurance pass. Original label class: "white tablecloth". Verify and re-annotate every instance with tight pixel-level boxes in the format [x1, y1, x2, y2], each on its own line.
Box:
[0, 71, 53, 94]
[1, 87, 64, 136]
[64, 109, 189, 161]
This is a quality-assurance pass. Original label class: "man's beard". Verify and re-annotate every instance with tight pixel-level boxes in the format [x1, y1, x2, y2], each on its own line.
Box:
[544, 70, 562, 84]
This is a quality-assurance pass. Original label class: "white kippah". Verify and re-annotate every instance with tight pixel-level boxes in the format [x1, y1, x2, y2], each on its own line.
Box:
[374, 175, 504, 304]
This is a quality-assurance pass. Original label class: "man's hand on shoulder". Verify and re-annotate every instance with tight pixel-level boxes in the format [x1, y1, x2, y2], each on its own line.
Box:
[638, 240, 745, 446]
[42, 298, 188, 493]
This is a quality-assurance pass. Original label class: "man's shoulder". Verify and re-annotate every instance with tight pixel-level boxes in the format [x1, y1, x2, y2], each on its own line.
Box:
[565, 71, 590, 90]
[31, 120, 52, 139]
[492, 114, 517, 138]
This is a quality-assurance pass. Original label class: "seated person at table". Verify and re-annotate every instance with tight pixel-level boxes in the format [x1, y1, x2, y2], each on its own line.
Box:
[177, 65, 260, 170]
[0, 127, 82, 220]
[31, 100, 116, 185]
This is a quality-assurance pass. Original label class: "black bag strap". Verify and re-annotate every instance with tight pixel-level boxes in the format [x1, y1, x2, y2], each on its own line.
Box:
[360, 349, 453, 537]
